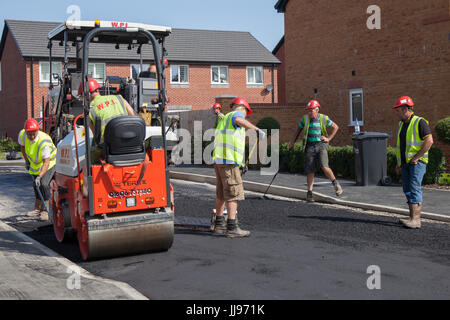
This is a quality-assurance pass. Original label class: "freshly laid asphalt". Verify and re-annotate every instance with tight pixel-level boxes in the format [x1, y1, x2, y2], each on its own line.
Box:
[170, 164, 450, 220]
[0, 159, 449, 299]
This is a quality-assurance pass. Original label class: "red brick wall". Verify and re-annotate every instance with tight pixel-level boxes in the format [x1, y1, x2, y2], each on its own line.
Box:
[167, 64, 278, 110]
[282, 0, 450, 150]
[274, 41, 286, 104]
[28, 62, 133, 121]
[215, 96, 304, 143]
[24, 62, 278, 130]
[0, 30, 28, 140]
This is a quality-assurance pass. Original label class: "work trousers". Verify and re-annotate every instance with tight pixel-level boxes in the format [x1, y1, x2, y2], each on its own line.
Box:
[32, 166, 56, 201]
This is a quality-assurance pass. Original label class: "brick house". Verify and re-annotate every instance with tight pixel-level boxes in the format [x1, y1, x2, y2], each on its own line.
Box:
[0, 20, 280, 140]
[274, 0, 450, 162]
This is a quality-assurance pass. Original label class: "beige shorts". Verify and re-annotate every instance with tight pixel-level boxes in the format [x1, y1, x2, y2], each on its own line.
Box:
[214, 164, 245, 201]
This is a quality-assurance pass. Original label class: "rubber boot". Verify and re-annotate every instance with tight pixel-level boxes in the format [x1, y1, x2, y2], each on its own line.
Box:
[226, 219, 250, 238]
[400, 203, 421, 229]
[26, 199, 42, 217]
[213, 215, 227, 235]
[399, 203, 414, 225]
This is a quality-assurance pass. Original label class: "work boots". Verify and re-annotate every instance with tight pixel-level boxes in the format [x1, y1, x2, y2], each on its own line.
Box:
[39, 201, 50, 222]
[332, 180, 343, 196]
[26, 199, 42, 217]
[306, 191, 314, 202]
[226, 219, 250, 238]
[400, 203, 421, 229]
[213, 215, 227, 235]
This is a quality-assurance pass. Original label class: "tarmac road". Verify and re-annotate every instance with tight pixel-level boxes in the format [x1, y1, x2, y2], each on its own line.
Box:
[1, 173, 450, 299]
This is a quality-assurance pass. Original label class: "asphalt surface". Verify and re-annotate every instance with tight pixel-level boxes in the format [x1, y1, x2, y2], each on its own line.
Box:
[171, 165, 450, 217]
[2, 170, 449, 300]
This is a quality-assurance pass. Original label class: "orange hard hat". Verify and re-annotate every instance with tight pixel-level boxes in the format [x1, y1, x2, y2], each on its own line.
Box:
[231, 97, 252, 116]
[213, 103, 222, 110]
[24, 119, 39, 132]
[306, 100, 321, 110]
[393, 96, 414, 109]
[78, 78, 101, 96]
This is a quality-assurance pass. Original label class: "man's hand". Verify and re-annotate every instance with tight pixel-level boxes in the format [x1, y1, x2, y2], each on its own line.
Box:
[35, 176, 42, 187]
[240, 166, 248, 175]
[395, 165, 401, 175]
[410, 157, 419, 165]
[321, 136, 330, 143]
[257, 129, 266, 140]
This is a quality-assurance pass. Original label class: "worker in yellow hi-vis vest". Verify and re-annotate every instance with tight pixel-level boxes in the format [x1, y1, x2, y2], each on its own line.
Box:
[213, 103, 224, 129]
[18, 119, 57, 221]
[78, 78, 136, 163]
[212, 97, 266, 238]
[393, 96, 433, 229]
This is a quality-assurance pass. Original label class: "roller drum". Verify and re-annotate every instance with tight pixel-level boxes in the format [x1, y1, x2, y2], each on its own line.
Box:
[79, 211, 174, 260]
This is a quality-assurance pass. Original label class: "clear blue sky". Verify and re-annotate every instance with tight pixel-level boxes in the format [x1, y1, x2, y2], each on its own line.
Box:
[0, 0, 284, 52]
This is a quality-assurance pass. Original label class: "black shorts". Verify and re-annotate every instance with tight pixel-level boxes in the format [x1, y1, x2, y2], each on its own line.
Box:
[304, 142, 329, 174]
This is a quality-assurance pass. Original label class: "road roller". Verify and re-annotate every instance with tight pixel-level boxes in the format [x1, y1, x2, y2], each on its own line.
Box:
[46, 20, 175, 260]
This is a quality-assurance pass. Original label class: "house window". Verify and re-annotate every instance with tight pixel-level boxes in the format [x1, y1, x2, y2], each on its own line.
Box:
[170, 65, 189, 84]
[88, 63, 106, 84]
[247, 66, 263, 85]
[211, 66, 228, 84]
[39, 61, 62, 83]
[131, 64, 150, 80]
[349, 88, 364, 125]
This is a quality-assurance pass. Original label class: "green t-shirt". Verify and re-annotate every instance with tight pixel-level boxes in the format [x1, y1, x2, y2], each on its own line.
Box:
[299, 115, 333, 143]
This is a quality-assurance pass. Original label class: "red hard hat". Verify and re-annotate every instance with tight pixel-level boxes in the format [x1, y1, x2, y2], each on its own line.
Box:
[231, 97, 252, 116]
[24, 119, 40, 132]
[306, 100, 321, 110]
[213, 103, 222, 110]
[78, 78, 101, 96]
[393, 96, 414, 109]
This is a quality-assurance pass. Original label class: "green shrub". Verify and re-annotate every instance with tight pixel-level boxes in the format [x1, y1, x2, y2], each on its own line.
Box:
[0, 137, 20, 152]
[256, 117, 280, 136]
[387, 147, 401, 183]
[435, 117, 450, 144]
[423, 146, 445, 185]
[327, 145, 355, 179]
[387, 146, 444, 185]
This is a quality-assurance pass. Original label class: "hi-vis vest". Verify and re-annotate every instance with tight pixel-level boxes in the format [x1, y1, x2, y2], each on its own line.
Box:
[301, 114, 329, 150]
[89, 95, 128, 144]
[19, 130, 57, 176]
[213, 111, 246, 167]
[396, 115, 429, 166]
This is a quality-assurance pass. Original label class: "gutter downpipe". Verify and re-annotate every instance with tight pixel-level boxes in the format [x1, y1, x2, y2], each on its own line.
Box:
[30, 57, 35, 118]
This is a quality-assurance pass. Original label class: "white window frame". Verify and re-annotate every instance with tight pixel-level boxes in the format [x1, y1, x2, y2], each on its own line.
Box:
[211, 66, 229, 84]
[246, 66, 264, 85]
[349, 88, 364, 126]
[170, 65, 189, 84]
[39, 61, 62, 83]
[88, 63, 106, 84]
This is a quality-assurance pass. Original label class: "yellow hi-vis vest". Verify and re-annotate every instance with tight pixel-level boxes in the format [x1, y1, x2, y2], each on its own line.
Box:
[396, 115, 429, 166]
[213, 111, 246, 167]
[301, 114, 329, 151]
[89, 95, 128, 144]
[19, 130, 57, 176]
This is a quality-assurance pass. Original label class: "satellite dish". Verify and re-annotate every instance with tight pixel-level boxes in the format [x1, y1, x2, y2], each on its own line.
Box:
[266, 84, 274, 92]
